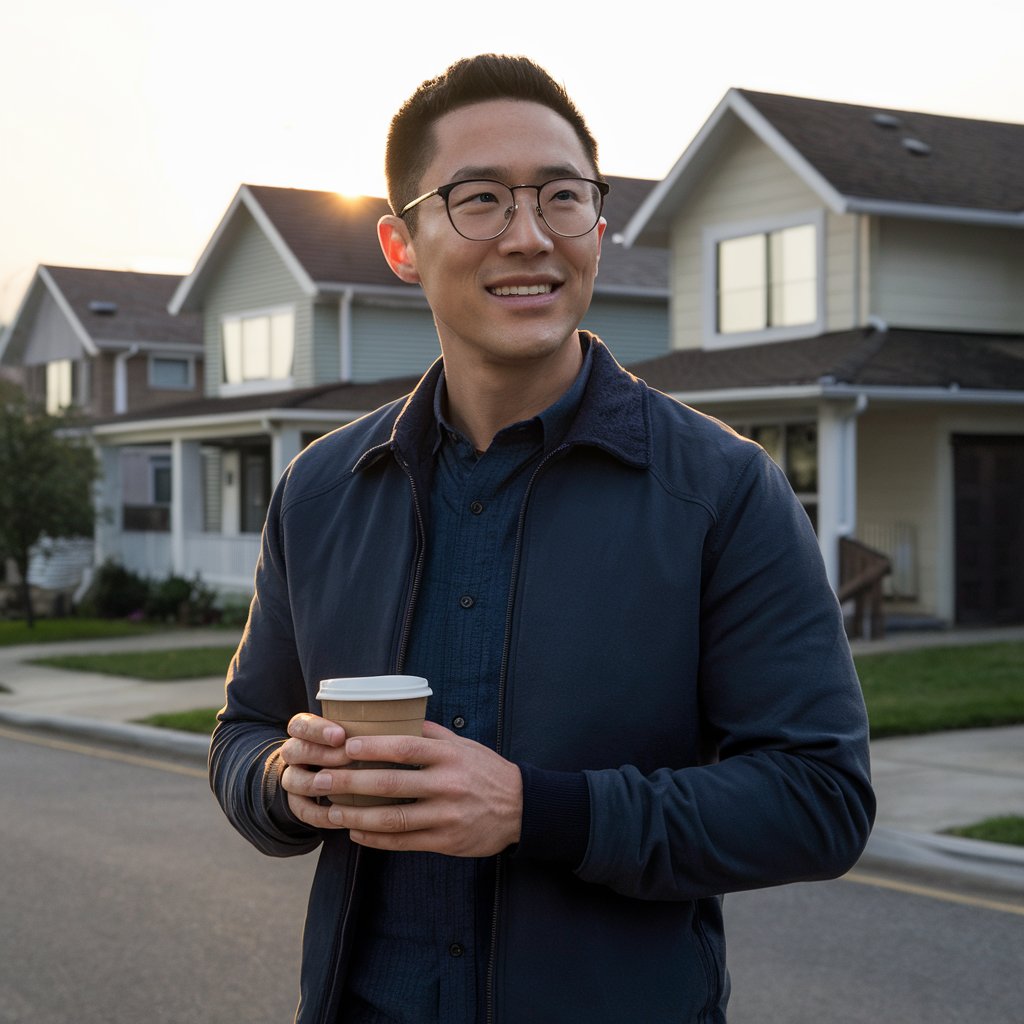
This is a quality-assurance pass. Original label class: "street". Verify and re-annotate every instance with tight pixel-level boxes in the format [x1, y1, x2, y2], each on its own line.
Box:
[2, 726, 1022, 1023]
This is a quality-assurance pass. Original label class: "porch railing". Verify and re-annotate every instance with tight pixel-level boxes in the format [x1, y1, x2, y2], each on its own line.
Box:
[838, 536, 892, 640]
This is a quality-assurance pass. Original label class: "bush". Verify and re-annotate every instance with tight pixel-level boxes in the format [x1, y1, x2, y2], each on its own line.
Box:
[82, 560, 150, 619]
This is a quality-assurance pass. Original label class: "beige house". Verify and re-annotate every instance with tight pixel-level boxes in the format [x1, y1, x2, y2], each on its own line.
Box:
[623, 89, 1024, 627]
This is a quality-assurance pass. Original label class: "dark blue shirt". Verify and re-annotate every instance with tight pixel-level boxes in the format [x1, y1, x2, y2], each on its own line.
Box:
[339, 343, 593, 1024]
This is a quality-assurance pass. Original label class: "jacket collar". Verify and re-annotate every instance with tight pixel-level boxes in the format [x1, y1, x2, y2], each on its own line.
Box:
[353, 332, 652, 474]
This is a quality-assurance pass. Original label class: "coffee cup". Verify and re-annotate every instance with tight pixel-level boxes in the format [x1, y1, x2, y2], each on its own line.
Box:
[316, 675, 432, 806]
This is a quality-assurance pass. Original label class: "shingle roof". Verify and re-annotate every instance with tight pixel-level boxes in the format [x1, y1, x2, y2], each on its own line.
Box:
[44, 266, 202, 347]
[244, 176, 667, 295]
[630, 328, 1024, 394]
[739, 90, 1024, 214]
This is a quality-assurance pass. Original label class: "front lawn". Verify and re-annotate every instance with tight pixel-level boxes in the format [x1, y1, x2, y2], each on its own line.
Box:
[0, 618, 166, 647]
[30, 645, 237, 681]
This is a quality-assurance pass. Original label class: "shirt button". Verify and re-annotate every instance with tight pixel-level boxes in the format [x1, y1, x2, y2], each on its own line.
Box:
[449, 943, 465, 958]
[458, 595, 475, 609]
[452, 715, 466, 730]
[469, 500, 484, 515]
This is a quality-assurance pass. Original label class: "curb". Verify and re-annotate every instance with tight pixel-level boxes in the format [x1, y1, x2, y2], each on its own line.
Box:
[0, 708, 209, 765]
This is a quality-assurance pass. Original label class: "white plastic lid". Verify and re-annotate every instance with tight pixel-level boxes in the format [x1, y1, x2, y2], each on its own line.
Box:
[317, 675, 432, 701]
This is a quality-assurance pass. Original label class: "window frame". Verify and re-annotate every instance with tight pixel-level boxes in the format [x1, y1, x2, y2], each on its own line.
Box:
[702, 209, 826, 349]
[219, 304, 296, 396]
[148, 354, 195, 391]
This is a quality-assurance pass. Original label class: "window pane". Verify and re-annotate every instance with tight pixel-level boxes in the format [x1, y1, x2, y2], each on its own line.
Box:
[769, 225, 816, 327]
[46, 360, 73, 414]
[151, 357, 190, 389]
[718, 234, 766, 333]
[223, 321, 243, 383]
[749, 424, 783, 464]
[151, 456, 172, 505]
[786, 423, 818, 493]
[242, 317, 271, 380]
[269, 311, 294, 380]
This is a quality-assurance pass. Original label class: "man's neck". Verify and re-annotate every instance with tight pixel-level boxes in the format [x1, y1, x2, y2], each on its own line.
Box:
[442, 334, 584, 453]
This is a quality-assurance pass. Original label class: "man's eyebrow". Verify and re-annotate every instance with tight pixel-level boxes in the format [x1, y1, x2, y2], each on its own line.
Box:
[447, 164, 587, 183]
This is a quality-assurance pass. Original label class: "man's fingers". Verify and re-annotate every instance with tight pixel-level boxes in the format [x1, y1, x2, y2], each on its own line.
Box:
[287, 712, 346, 746]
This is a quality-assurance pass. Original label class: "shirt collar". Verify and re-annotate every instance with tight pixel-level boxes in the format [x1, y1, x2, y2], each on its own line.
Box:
[430, 335, 594, 456]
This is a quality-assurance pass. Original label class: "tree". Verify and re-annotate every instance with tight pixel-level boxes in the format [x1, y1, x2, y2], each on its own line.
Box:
[0, 381, 98, 626]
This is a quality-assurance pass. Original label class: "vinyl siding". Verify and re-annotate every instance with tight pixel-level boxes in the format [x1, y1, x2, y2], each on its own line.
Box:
[350, 304, 440, 382]
[201, 210, 311, 394]
[313, 302, 341, 382]
[668, 123, 858, 349]
[871, 219, 1024, 332]
[581, 298, 669, 365]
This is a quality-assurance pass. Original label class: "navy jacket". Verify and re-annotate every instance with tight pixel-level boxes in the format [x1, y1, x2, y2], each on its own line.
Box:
[210, 335, 875, 1023]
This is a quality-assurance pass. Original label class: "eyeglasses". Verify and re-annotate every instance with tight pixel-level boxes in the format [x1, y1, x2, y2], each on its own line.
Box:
[400, 177, 609, 241]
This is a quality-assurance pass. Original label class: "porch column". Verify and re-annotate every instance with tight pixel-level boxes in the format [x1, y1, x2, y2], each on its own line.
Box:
[271, 424, 303, 483]
[94, 444, 122, 566]
[816, 398, 862, 589]
[170, 438, 203, 576]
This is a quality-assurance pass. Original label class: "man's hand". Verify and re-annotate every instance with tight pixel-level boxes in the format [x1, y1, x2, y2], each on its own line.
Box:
[279, 712, 355, 829]
[285, 719, 523, 857]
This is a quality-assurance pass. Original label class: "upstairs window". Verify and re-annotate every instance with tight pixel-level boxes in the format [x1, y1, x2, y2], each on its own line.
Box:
[150, 356, 193, 390]
[46, 359, 77, 414]
[705, 212, 824, 347]
[222, 308, 294, 389]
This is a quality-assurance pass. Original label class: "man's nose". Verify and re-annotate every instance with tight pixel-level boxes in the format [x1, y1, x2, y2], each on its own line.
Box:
[499, 189, 554, 251]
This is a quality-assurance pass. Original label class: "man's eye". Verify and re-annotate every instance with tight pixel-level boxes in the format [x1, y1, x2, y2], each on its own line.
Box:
[454, 189, 500, 207]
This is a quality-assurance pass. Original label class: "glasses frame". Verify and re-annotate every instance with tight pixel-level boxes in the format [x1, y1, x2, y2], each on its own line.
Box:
[399, 177, 610, 240]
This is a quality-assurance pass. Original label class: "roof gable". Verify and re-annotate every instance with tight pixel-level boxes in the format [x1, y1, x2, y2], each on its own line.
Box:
[625, 89, 1024, 246]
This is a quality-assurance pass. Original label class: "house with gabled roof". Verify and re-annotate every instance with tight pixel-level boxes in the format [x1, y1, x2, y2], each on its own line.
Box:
[623, 89, 1024, 627]
[87, 178, 669, 591]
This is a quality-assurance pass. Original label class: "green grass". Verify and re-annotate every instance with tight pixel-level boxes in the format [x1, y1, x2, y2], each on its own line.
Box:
[945, 815, 1024, 847]
[854, 642, 1024, 738]
[139, 707, 220, 734]
[29, 645, 236, 681]
[0, 618, 167, 647]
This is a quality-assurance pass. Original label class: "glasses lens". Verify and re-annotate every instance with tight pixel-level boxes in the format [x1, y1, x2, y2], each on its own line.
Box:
[446, 181, 516, 240]
[538, 179, 603, 237]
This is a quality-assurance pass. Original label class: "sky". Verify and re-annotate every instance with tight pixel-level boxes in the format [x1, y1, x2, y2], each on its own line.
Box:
[1, 0, 1022, 325]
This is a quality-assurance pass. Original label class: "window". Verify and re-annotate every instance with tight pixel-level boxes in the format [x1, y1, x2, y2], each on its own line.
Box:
[743, 421, 818, 531]
[704, 212, 824, 347]
[222, 308, 294, 388]
[46, 360, 73, 414]
[718, 225, 816, 333]
[150, 356, 192, 390]
[151, 455, 172, 505]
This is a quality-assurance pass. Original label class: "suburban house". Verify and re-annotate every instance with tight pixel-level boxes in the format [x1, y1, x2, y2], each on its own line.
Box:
[0, 267, 203, 596]
[83, 178, 669, 592]
[622, 89, 1024, 627]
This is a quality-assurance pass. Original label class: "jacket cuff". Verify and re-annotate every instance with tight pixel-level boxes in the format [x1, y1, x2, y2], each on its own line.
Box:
[513, 763, 591, 868]
[263, 745, 315, 837]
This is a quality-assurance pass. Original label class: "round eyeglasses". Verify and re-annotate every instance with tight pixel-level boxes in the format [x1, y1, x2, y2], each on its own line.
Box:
[399, 177, 609, 241]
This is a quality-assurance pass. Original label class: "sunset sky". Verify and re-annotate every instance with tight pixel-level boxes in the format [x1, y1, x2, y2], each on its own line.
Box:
[1, 0, 1021, 324]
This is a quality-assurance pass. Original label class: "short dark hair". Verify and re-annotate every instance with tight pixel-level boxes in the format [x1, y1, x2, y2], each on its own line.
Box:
[384, 54, 600, 226]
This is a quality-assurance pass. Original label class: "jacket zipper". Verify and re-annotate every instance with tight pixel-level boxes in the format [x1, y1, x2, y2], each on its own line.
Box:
[320, 844, 363, 1023]
[485, 442, 570, 1024]
[321, 452, 426, 1023]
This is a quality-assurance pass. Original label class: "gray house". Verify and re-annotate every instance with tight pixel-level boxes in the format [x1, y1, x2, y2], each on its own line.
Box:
[91, 178, 669, 591]
[624, 89, 1024, 627]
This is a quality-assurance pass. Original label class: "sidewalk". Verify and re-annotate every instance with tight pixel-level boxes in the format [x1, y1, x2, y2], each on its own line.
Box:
[2, 624, 1023, 889]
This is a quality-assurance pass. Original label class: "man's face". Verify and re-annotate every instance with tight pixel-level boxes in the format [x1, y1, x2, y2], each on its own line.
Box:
[392, 99, 605, 373]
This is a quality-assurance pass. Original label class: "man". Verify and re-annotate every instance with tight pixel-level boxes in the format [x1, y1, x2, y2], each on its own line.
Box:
[210, 54, 875, 1024]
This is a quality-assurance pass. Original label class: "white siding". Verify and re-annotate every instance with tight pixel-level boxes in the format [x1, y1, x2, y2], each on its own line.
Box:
[872, 219, 1024, 331]
[668, 123, 860, 349]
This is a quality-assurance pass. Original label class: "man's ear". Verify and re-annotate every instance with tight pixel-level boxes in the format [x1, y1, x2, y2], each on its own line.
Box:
[594, 217, 607, 269]
[377, 216, 420, 284]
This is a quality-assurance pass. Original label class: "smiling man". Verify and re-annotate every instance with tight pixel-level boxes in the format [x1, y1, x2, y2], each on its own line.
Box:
[210, 55, 875, 1024]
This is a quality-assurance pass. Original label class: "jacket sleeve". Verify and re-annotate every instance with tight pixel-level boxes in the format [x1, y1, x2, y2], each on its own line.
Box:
[209, 478, 323, 859]
[577, 448, 875, 900]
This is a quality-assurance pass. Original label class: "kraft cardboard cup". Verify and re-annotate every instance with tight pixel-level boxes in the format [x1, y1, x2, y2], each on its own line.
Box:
[316, 675, 432, 807]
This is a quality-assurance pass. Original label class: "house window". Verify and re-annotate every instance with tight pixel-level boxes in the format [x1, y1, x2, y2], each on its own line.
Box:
[46, 360, 73, 414]
[718, 224, 816, 333]
[151, 455, 172, 506]
[222, 308, 294, 387]
[743, 421, 818, 531]
[150, 356, 192, 390]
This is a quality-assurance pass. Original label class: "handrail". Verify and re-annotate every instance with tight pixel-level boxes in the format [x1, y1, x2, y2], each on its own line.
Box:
[839, 536, 892, 639]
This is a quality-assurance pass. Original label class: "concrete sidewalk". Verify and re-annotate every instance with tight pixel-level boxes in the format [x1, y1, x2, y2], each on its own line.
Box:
[1, 624, 1022, 890]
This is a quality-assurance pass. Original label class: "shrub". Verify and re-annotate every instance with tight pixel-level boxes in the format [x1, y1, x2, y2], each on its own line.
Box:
[82, 560, 150, 619]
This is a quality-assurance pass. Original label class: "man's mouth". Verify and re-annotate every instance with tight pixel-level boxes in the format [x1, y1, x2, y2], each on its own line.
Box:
[488, 283, 555, 296]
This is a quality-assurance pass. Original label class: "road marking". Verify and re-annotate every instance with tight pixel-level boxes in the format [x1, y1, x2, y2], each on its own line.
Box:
[844, 868, 1024, 917]
[0, 725, 207, 779]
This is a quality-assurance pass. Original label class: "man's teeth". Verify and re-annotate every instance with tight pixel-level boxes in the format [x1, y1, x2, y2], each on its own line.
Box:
[490, 284, 553, 296]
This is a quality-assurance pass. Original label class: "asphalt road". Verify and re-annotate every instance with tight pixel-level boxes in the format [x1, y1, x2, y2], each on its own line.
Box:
[3, 726, 1022, 1023]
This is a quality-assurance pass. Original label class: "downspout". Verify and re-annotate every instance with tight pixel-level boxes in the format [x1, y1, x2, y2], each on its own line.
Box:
[113, 344, 140, 414]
